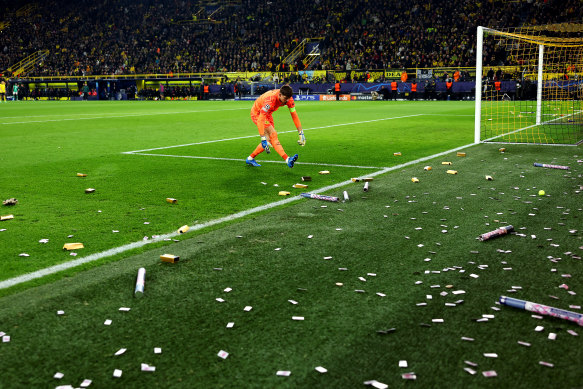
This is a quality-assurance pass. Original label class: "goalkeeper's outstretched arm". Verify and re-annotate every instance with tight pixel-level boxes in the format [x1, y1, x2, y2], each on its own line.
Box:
[289, 107, 305, 146]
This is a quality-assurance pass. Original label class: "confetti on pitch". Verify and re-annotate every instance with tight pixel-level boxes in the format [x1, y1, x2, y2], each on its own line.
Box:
[482, 370, 497, 377]
[54, 372, 64, 379]
[141, 363, 156, 372]
[2, 198, 18, 206]
[364, 380, 388, 389]
[276, 371, 291, 376]
[217, 350, 229, 359]
[63, 243, 84, 251]
[114, 348, 127, 356]
[113, 369, 122, 378]
[315, 366, 327, 373]
[161, 254, 179, 263]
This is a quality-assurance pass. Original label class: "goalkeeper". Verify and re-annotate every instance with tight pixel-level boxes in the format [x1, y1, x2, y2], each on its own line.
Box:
[246, 85, 305, 168]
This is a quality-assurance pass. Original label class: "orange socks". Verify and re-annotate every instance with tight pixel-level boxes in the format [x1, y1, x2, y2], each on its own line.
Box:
[250, 132, 287, 160]
[250, 144, 265, 159]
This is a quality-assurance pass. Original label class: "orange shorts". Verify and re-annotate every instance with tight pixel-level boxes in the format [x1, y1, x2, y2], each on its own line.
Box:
[251, 112, 274, 131]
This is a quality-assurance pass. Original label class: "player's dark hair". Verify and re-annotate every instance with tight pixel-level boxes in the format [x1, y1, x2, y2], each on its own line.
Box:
[280, 85, 293, 98]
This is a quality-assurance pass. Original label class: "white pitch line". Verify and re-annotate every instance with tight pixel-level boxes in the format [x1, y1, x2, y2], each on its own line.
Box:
[123, 134, 265, 154]
[124, 114, 424, 154]
[129, 152, 385, 169]
[0, 107, 249, 125]
[0, 141, 476, 290]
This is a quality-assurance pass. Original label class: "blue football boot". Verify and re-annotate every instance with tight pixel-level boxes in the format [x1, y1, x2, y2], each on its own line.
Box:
[246, 157, 261, 167]
[286, 154, 299, 168]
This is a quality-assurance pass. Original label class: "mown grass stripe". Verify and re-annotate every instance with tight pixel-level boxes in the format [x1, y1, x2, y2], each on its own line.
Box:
[0, 141, 474, 290]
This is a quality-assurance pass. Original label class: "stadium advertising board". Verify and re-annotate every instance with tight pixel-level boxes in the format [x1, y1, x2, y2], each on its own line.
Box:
[320, 94, 351, 101]
[293, 95, 319, 101]
[351, 94, 373, 100]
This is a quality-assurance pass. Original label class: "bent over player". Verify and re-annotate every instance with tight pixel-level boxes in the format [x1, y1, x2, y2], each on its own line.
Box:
[246, 85, 305, 168]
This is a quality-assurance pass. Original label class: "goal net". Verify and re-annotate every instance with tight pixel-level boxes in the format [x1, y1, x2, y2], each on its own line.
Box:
[475, 23, 583, 145]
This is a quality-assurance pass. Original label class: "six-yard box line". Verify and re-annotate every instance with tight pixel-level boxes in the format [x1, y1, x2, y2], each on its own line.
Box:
[121, 113, 426, 168]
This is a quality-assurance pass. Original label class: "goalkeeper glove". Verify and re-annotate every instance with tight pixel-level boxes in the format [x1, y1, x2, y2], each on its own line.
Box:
[297, 130, 306, 146]
[261, 136, 270, 153]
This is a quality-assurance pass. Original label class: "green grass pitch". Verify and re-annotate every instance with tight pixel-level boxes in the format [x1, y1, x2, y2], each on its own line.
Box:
[0, 100, 581, 388]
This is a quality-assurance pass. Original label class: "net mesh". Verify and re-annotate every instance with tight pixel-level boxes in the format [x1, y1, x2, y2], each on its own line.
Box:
[480, 23, 583, 145]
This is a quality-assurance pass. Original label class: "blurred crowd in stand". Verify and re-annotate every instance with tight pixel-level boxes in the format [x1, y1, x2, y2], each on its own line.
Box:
[1, 0, 581, 78]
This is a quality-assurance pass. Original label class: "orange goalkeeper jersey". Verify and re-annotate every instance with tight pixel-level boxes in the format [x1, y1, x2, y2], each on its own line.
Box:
[251, 89, 295, 118]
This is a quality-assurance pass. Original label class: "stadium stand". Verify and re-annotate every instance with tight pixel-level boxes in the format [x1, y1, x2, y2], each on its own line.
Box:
[1, 0, 581, 78]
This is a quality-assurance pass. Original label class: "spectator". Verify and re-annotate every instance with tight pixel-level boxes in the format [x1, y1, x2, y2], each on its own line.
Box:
[0, 0, 580, 77]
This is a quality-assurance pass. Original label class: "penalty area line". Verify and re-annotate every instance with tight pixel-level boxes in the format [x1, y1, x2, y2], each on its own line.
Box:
[0, 140, 475, 290]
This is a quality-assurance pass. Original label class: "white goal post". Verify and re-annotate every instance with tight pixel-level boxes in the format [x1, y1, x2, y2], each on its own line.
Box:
[474, 24, 583, 145]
